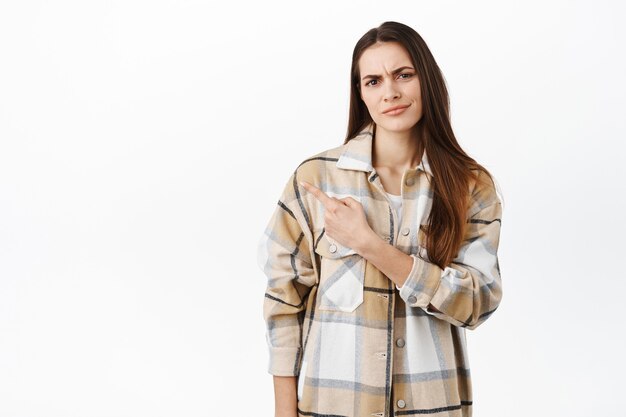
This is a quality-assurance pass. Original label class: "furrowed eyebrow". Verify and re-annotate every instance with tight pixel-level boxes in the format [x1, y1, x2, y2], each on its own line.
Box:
[361, 66, 415, 81]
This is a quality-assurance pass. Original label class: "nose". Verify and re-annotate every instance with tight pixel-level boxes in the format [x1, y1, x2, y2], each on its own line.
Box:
[383, 81, 400, 101]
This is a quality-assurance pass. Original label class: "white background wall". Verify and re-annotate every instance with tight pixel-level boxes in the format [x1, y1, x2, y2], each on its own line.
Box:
[1, 1, 624, 416]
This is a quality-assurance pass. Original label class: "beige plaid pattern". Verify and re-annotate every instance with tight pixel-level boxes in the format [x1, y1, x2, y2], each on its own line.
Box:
[257, 122, 503, 417]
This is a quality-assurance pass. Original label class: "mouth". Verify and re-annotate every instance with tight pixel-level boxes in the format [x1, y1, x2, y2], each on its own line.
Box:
[382, 104, 410, 115]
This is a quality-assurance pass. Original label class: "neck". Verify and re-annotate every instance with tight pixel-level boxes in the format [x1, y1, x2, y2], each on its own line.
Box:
[372, 124, 424, 171]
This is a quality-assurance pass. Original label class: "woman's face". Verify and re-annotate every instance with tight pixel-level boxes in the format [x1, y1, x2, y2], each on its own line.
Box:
[358, 41, 423, 135]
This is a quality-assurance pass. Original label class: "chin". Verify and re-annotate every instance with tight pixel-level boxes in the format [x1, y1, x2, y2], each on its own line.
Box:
[375, 116, 420, 134]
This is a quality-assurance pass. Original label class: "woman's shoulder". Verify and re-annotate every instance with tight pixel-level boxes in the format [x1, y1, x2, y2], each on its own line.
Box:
[291, 141, 349, 182]
[274, 140, 348, 204]
[289, 126, 373, 182]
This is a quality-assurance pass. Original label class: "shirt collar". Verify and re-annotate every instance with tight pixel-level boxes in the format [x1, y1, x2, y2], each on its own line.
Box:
[336, 122, 433, 176]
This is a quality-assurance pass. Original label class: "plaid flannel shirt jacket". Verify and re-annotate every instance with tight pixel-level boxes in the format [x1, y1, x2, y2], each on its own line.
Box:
[257, 122, 503, 417]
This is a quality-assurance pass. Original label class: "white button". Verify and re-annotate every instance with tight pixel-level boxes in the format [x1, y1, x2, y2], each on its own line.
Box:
[329, 244, 337, 253]
[397, 399, 406, 408]
[405, 177, 415, 186]
[396, 338, 405, 347]
[408, 295, 417, 304]
[401, 227, 410, 236]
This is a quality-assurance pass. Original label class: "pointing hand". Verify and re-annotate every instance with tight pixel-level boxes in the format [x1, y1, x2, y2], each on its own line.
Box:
[299, 180, 374, 253]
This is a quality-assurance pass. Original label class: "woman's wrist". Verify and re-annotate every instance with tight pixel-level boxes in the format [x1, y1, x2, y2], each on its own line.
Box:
[273, 375, 298, 417]
[354, 228, 385, 259]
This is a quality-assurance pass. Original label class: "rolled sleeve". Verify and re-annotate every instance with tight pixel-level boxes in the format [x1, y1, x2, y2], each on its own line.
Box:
[398, 253, 443, 308]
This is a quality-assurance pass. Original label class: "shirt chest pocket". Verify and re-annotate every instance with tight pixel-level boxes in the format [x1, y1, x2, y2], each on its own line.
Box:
[314, 232, 365, 313]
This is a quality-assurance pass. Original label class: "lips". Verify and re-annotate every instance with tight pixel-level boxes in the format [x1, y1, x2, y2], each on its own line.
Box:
[382, 104, 410, 114]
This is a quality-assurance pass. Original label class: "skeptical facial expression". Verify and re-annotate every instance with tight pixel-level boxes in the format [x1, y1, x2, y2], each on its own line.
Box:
[358, 41, 423, 135]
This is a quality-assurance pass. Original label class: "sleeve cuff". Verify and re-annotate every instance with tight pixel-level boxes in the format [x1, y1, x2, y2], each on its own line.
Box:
[398, 254, 443, 308]
[267, 346, 302, 376]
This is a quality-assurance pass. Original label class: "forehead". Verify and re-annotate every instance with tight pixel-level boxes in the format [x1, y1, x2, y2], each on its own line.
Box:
[358, 41, 413, 73]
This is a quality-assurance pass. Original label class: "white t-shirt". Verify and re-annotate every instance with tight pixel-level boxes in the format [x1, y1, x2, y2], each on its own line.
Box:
[385, 191, 415, 290]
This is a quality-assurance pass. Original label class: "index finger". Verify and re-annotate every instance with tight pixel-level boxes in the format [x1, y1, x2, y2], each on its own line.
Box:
[300, 181, 339, 210]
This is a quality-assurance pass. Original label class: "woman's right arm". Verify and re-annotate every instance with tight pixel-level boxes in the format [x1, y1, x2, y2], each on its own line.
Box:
[273, 376, 298, 417]
[257, 171, 317, 416]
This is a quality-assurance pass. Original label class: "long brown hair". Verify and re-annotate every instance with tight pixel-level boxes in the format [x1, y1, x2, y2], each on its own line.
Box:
[346, 21, 493, 269]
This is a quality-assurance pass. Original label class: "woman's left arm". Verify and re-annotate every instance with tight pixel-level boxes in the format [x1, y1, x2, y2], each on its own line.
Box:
[416, 200, 503, 330]
[358, 175, 503, 330]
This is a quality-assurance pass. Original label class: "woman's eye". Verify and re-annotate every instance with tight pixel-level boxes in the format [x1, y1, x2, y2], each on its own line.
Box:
[399, 73, 413, 79]
[366, 79, 378, 86]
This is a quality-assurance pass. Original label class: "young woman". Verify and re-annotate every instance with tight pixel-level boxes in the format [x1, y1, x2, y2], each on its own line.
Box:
[257, 21, 503, 417]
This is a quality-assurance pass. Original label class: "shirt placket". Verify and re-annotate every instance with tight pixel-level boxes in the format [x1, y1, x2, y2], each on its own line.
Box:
[366, 167, 420, 416]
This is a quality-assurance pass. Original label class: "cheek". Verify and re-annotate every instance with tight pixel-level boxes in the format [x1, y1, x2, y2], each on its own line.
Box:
[410, 104, 422, 118]
[413, 88, 423, 103]
[361, 94, 377, 112]
[406, 90, 422, 109]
